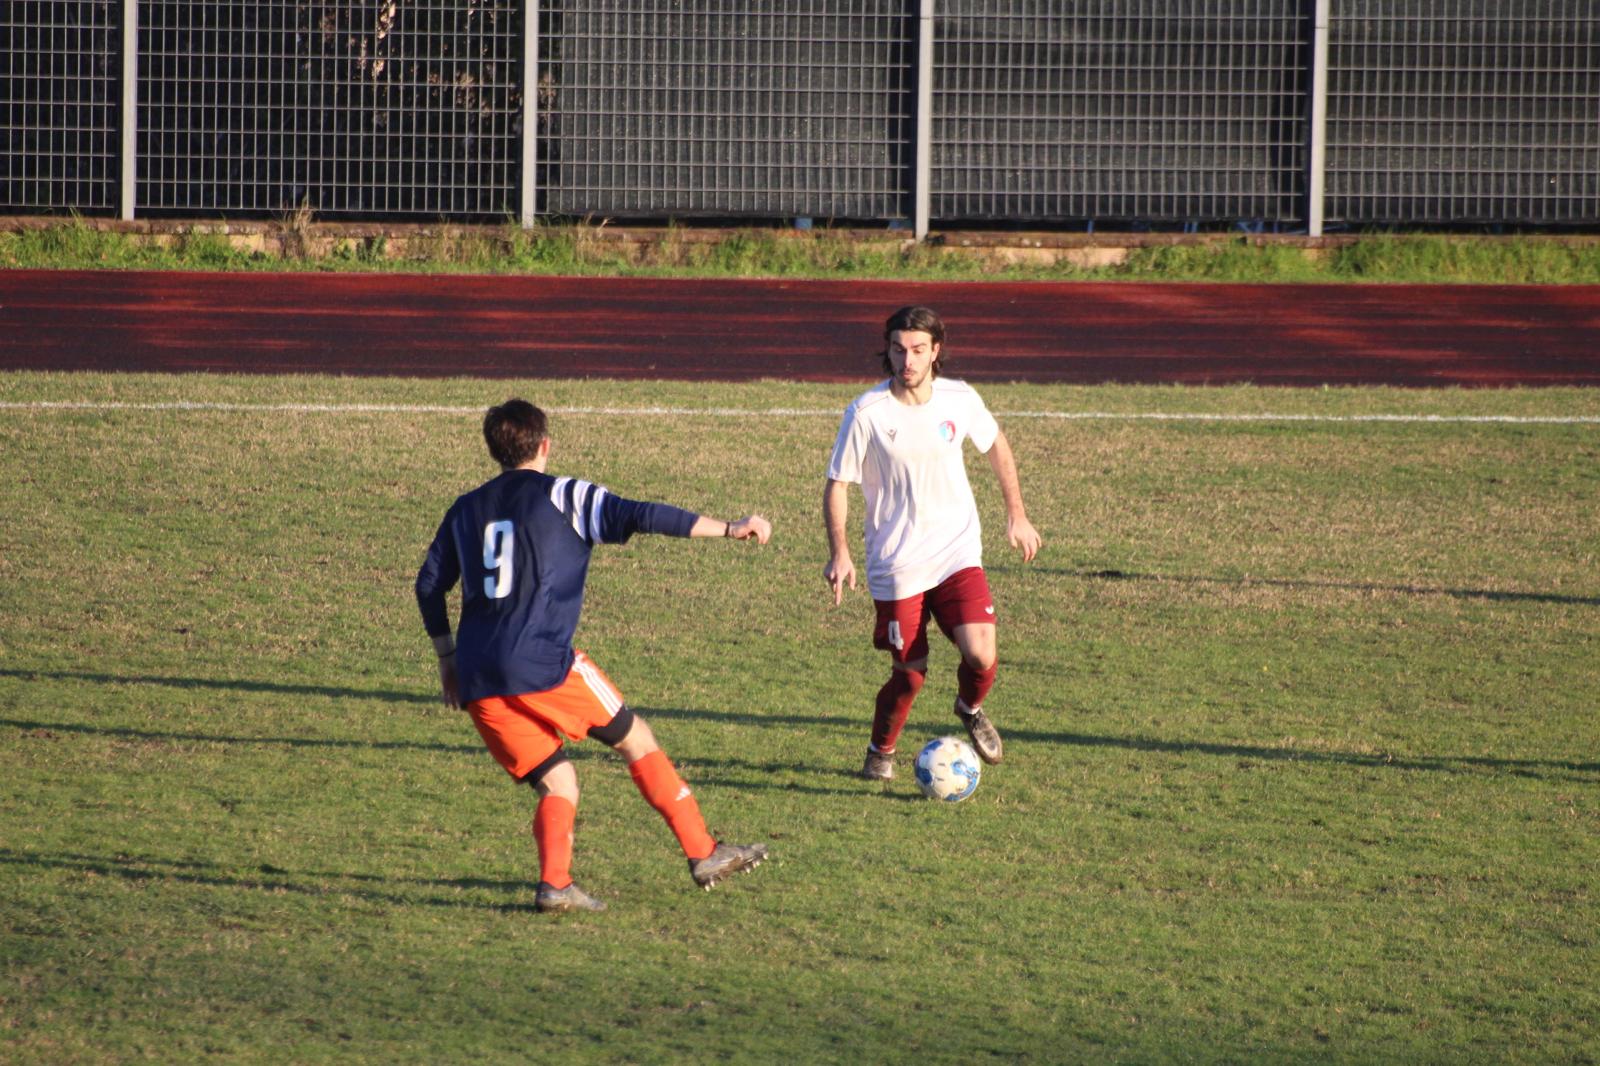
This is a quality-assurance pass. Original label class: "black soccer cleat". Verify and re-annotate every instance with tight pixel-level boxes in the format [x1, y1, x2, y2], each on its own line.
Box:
[689, 841, 769, 889]
[860, 748, 896, 781]
[955, 701, 1003, 765]
[535, 881, 607, 913]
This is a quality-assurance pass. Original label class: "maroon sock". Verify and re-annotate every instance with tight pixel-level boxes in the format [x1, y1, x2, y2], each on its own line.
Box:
[871, 669, 925, 753]
[957, 660, 997, 711]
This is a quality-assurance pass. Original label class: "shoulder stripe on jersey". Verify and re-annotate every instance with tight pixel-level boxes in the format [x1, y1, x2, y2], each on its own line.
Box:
[548, 476, 596, 543]
[586, 485, 610, 543]
[572, 480, 597, 542]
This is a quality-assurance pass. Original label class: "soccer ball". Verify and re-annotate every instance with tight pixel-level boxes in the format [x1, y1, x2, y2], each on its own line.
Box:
[914, 736, 981, 802]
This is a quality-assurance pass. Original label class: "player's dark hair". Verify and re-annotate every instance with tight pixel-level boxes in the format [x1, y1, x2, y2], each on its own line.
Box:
[880, 305, 947, 377]
[483, 398, 548, 469]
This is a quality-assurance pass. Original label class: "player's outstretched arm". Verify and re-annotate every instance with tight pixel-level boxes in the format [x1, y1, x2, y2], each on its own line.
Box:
[986, 430, 1042, 562]
[688, 513, 772, 543]
[822, 478, 857, 605]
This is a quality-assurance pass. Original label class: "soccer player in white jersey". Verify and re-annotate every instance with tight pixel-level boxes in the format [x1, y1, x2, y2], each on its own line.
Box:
[417, 399, 771, 912]
[823, 306, 1042, 781]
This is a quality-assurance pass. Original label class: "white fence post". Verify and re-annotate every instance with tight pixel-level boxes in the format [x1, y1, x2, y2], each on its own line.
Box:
[120, 0, 138, 220]
[520, 0, 540, 228]
[913, 0, 934, 240]
[1307, 0, 1330, 236]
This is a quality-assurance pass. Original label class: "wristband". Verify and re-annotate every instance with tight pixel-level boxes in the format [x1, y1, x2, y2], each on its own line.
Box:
[724, 520, 734, 538]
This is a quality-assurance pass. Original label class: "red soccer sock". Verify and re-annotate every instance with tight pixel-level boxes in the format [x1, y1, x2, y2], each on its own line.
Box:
[533, 795, 576, 889]
[957, 660, 997, 711]
[628, 750, 716, 861]
[871, 668, 926, 753]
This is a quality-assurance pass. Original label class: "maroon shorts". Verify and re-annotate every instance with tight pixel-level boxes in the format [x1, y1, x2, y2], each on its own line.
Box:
[872, 566, 995, 665]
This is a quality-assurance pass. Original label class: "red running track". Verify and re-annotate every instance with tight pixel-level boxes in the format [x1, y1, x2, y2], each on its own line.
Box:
[3, 269, 1598, 386]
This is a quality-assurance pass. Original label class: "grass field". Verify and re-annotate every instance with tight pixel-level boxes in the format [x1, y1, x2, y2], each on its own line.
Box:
[2, 372, 1598, 1063]
[6, 219, 1600, 284]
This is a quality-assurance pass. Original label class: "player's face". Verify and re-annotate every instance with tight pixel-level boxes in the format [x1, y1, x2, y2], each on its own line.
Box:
[888, 330, 939, 392]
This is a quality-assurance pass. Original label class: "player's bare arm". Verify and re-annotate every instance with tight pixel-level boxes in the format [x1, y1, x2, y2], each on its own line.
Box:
[986, 430, 1042, 562]
[822, 478, 857, 605]
[689, 513, 772, 542]
[431, 632, 461, 709]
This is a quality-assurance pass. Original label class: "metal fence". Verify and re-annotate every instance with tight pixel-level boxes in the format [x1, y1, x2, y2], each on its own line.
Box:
[933, 2, 1310, 226]
[3, 1, 121, 213]
[546, 2, 914, 220]
[1325, 1, 1600, 227]
[137, 0, 524, 216]
[4, 2, 1598, 232]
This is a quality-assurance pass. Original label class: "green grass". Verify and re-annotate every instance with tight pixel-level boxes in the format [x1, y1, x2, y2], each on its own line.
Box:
[5, 217, 1600, 283]
[2, 373, 1598, 1063]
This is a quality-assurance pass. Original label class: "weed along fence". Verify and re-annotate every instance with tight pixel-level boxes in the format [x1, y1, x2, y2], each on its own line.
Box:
[5, 2, 1598, 236]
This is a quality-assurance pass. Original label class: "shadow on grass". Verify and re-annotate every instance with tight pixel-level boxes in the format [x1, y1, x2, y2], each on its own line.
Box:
[0, 846, 539, 913]
[643, 707, 1600, 783]
[0, 667, 434, 704]
[6, 671, 1592, 783]
[668, 752, 899, 798]
[1018, 566, 1600, 608]
[1000, 726, 1600, 783]
[0, 713, 483, 756]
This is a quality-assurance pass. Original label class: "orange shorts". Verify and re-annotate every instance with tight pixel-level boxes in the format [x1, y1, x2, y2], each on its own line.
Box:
[466, 650, 627, 780]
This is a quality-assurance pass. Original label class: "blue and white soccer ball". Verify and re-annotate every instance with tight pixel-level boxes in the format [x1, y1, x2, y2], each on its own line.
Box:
[914, 736, 981, 802]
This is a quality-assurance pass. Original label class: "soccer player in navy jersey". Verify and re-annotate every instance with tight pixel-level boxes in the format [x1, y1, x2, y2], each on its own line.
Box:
[824, 306, 1042, 782]
[416, 398, 771, 913]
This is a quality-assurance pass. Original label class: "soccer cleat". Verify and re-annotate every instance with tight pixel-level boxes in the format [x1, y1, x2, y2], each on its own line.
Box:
[955, 701, 1004, 765]
[535, 881, 607, 914]
[860, 748, 895, 781]
[689, 841, 769, 889]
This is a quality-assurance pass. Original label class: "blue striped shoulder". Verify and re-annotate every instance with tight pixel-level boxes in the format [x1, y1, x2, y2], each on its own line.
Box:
[547, 475, 698, 544]
[547, 475, 613, 545]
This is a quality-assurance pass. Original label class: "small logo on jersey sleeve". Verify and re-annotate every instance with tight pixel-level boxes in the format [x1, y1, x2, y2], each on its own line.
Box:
[939, 420, 957, 442]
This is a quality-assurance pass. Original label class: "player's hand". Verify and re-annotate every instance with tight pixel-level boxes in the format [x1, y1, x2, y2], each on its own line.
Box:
[825, 555, 857, 605]
[437, 653, 461, 709]
[728, 515, 772, 544]
[1008, 515, 1042, 562]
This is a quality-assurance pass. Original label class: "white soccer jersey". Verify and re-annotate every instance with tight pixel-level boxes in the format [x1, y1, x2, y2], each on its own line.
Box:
[827, 377, 1000, 601]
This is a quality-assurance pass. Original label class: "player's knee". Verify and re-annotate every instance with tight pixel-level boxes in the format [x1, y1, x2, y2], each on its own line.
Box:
[585, 705, 636, 748]
[522, 749, 574, 796]
[598, 704, 659, 765]
[962, 648, 997, 673]
[889, 667, 926, 697]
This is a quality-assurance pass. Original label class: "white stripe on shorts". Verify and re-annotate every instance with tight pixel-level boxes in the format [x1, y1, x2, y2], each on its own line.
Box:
[572, 652, 623, 718]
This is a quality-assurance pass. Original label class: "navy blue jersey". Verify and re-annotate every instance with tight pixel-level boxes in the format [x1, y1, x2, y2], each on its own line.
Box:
[415, 469, 697, 704]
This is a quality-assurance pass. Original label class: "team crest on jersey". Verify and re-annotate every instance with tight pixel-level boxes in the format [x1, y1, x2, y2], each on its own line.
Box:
[939, 420, 957, 442]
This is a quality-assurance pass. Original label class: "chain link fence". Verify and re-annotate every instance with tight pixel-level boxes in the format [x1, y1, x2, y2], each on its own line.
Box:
[4, 2, 1598, 229]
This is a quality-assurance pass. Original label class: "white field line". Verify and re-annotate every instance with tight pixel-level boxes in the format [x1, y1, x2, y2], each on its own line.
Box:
[1, 399, 1598, 425]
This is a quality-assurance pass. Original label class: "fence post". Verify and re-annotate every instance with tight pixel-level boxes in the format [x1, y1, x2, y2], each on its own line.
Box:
[913, 0, 934, 241]
[1307, 0, 1329, 236]
[120, 0, 138, 220]
[520, 0, 540, 228]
